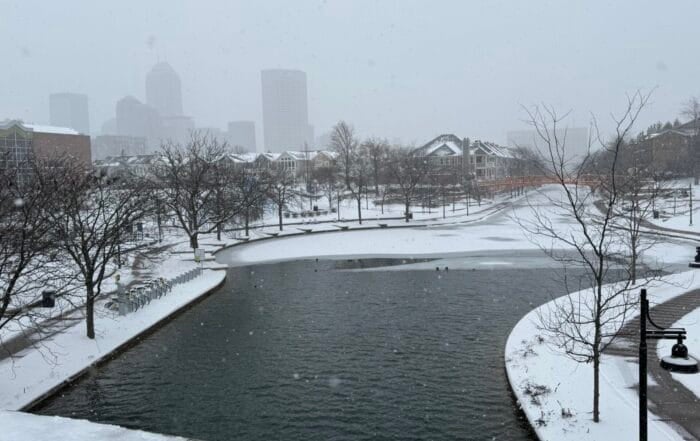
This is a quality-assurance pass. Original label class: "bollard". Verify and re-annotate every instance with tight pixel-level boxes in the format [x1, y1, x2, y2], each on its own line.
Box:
[129, 289, 138, 311]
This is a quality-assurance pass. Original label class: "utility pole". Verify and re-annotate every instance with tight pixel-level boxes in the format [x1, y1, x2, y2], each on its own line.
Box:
[690, 184, 693, 227]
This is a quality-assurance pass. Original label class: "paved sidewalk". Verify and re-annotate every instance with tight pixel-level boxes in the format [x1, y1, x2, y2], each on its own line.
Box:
[606, 289, 700, 440]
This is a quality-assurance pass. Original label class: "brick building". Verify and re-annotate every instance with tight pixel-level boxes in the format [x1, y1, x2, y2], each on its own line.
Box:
[0, 120, 92, 185]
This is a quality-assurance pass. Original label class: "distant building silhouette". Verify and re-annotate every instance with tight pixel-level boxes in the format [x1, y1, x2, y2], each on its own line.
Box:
[227, 121, 256, 152]
[115, 96, 162, 152]
[162, 115, 194, 145]
[146, 62, 183, 117]
[49, 93, 90, 135]
[92, 135, 147, 160]
[261, 69, 310, 152]
[507, 127, 590, 169]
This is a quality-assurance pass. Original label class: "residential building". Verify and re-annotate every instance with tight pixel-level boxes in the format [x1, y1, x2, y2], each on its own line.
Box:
[414, 134, 515, 181]
[637, 119, 699, 175]
[94, 154, 157, 180]
[470, 140, 514, 180]
[261, 69, 310, 152]
[49, 93, 90, 135]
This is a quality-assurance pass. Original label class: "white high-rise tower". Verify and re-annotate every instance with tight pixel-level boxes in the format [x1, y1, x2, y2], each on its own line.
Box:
[261, 69, 309, 152]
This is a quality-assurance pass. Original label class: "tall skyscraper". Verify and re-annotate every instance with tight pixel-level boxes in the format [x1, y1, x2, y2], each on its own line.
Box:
[227, 121, 256, 152]
[49, 93, 90, 135]
[145, 62, 183, 117]
[261, 69, 309, 152]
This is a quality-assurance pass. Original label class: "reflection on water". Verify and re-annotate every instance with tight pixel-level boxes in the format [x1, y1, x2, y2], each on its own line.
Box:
[36, 255, 608, 441]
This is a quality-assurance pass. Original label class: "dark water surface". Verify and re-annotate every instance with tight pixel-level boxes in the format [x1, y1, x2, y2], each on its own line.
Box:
[37, 257, 582, 440]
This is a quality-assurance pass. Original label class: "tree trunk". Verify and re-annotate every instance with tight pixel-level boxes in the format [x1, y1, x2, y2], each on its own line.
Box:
[190, 233, 199, 249]
[357, 197, 362, 224]
[443, 193, 446, 219]
[278, 204, 283, 231]
[86, 290, 95, 339]
[157, 209, 162, 242]
[217, 223, 222, 241]
[593, 345, 600, 422]
[245, 209, 250, 236]
[631, 251, 637, 285]
[405, 199, 410, 222]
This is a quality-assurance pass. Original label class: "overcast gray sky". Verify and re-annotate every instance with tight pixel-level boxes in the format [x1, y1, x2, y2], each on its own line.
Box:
[1, 0, 698, 145]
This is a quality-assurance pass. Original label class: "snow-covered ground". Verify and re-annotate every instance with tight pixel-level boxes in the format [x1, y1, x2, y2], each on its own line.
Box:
[257, 193, 500, 225]
[3, 184, 699, 440]
[505, 271, 700, 441]
[658, 302, 700, 400]
[0, 410, 189, 440]
[648, 178, 700, 232]
[219, 186, 695, 269]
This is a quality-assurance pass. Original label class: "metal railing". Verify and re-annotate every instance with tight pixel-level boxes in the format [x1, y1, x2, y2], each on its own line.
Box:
[106, 266, 204, 315]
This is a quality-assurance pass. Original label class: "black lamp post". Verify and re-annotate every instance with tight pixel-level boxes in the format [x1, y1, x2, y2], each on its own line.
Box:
[639, 288, 698, 441]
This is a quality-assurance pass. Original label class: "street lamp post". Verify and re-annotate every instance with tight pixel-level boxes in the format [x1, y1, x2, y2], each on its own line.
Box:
[638, 288, 698, 441]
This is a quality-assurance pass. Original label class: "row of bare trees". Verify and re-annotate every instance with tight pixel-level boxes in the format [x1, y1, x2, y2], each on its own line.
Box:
[1, 155, 150, 340]
[326, 121, 539, 223]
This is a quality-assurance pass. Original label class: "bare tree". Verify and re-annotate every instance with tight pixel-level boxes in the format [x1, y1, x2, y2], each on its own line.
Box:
[517, 91, 652, 423]
[330, 121, 367, 224]
[232, 169, 268, 236]
[151, 132, 228, 249]
[363, 138, 389, 195]
[312, 165, 338, 211]
[385, 147, 430, 221]
[266, 166, 297, 231]
[0, 157, 59, 333]
[209, 159, 246, 241]
[34, 157, 149, 339]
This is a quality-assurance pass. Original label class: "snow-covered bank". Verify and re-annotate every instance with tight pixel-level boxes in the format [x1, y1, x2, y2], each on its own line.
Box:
[0, 269, 226, 411]
[0, 410, 190, 440]
[505, 271, 700, 441]
[219, 217, 694, 268]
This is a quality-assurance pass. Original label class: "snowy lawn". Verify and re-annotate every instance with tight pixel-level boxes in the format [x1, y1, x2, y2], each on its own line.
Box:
[0, 410, 189, 440]
[219, 186, 695, 268]
[505, 271, 700, 441]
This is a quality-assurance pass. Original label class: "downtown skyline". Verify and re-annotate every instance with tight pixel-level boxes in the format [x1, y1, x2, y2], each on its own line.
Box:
[1, 0, 699, 146]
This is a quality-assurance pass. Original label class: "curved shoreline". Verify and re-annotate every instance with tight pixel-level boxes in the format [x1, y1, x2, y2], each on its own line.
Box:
[0, 269, 227, 412]
[504, 272, 698, 441]
[24, 271, 226, 412]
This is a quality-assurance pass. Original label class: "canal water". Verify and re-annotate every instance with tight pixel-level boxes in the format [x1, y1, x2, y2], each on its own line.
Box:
[36, 253, 595, 440]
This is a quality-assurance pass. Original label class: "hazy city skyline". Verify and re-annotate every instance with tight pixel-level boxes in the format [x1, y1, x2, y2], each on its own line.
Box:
[2, 0, 699, 147]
